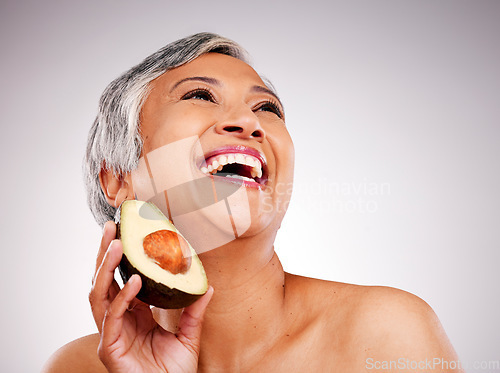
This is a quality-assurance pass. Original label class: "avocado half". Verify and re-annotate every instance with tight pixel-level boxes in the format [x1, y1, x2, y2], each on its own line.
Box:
[115, 200, 208, 309]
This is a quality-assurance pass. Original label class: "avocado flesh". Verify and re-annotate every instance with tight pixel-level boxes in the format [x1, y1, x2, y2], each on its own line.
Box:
[116, 200, 208, 309]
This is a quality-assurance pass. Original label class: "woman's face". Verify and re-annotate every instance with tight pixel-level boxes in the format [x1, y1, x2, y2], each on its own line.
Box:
[130, 53, 294, 252]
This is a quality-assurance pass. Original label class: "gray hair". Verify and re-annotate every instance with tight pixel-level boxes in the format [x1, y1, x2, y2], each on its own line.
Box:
[84, 32, 250, 226]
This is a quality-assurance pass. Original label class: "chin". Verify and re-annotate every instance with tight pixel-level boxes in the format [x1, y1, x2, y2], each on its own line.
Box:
[172, 192, 276, 254]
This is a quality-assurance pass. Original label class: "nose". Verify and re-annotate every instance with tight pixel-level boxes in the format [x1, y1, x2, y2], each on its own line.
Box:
[214, 105, 265, 142]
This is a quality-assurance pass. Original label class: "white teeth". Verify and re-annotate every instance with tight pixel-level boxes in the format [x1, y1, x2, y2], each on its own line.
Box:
[202, 152, 264, 180]
[219, 156, 227, 165]
[235, 154, 245, 164]
[251, 166, 262, 179]
[225, 174, 255, 182]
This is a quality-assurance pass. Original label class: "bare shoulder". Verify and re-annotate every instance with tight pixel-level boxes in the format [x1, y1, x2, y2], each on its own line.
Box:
[284, 274, 461, 370]
[41, 333, 107, 373]
[345, 285, 458, 356]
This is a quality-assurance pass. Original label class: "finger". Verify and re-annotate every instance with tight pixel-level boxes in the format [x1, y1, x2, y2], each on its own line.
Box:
[176, 286, 214, 353]
[91, 240, 123, 330]
[94, 240, 123, 301]
[94, 221, 117, 277]
[101, 274, 142, 349]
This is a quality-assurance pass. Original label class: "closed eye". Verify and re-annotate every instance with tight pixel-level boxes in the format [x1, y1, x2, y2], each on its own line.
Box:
[181, 88, 216, 102]
[255, 100, 284, 119]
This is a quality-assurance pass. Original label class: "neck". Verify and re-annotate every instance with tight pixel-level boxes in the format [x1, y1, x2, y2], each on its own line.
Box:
[199, 239, 287, 371]
[154, 227, 288, 371]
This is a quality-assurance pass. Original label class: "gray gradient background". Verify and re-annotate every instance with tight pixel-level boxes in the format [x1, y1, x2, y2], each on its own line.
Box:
[1, 0, 499, 372]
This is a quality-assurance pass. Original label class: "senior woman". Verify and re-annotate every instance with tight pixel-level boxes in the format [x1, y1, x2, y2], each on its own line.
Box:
[43, 33, 461, 372]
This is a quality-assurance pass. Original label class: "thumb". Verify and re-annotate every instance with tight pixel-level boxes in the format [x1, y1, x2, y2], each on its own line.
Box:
[176, 286, 214, 354]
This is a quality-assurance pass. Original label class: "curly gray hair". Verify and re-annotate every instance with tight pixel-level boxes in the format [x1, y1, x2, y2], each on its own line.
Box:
[83, 32, 250, 226]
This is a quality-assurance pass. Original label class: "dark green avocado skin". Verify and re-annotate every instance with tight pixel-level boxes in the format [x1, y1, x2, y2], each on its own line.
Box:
[115, 215, 202, 309]
[118, 254, 202, 309]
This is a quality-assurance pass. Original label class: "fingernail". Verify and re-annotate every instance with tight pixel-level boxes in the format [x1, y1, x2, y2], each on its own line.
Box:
[108, 240, 120, 256]
[128, 274, 139, 284]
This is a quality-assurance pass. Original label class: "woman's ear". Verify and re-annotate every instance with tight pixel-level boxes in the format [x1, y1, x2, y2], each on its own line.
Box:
[99, 167, 135, 208]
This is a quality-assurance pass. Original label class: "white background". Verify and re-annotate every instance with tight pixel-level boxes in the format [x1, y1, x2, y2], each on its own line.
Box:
[1, 1, 499, 372]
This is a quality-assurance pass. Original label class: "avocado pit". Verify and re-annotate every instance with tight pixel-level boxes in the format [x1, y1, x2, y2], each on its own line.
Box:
[143, 230, 192, 275]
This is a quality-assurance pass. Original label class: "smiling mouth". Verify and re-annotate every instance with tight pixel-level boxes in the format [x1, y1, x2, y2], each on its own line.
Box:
[198, 147, 268, 186]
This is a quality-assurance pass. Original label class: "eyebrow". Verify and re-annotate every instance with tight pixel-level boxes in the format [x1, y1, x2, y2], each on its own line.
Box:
[251, 85, 284, 110]
[169, 76, 284, 111]
[170, 76, 221, 92]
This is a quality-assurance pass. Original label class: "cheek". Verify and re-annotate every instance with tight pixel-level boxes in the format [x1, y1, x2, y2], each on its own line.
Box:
[267, 126, 295, 179]
[142, 107, 215, 153]
[264, 127, 295, 215]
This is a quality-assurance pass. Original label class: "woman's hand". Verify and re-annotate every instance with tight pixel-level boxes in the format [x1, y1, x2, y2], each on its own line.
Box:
[89, 221, 214, 373]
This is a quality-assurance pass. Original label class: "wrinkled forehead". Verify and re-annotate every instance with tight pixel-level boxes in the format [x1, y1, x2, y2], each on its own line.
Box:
[148, 53, 283, 108]
[175, 52, 261, 79]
